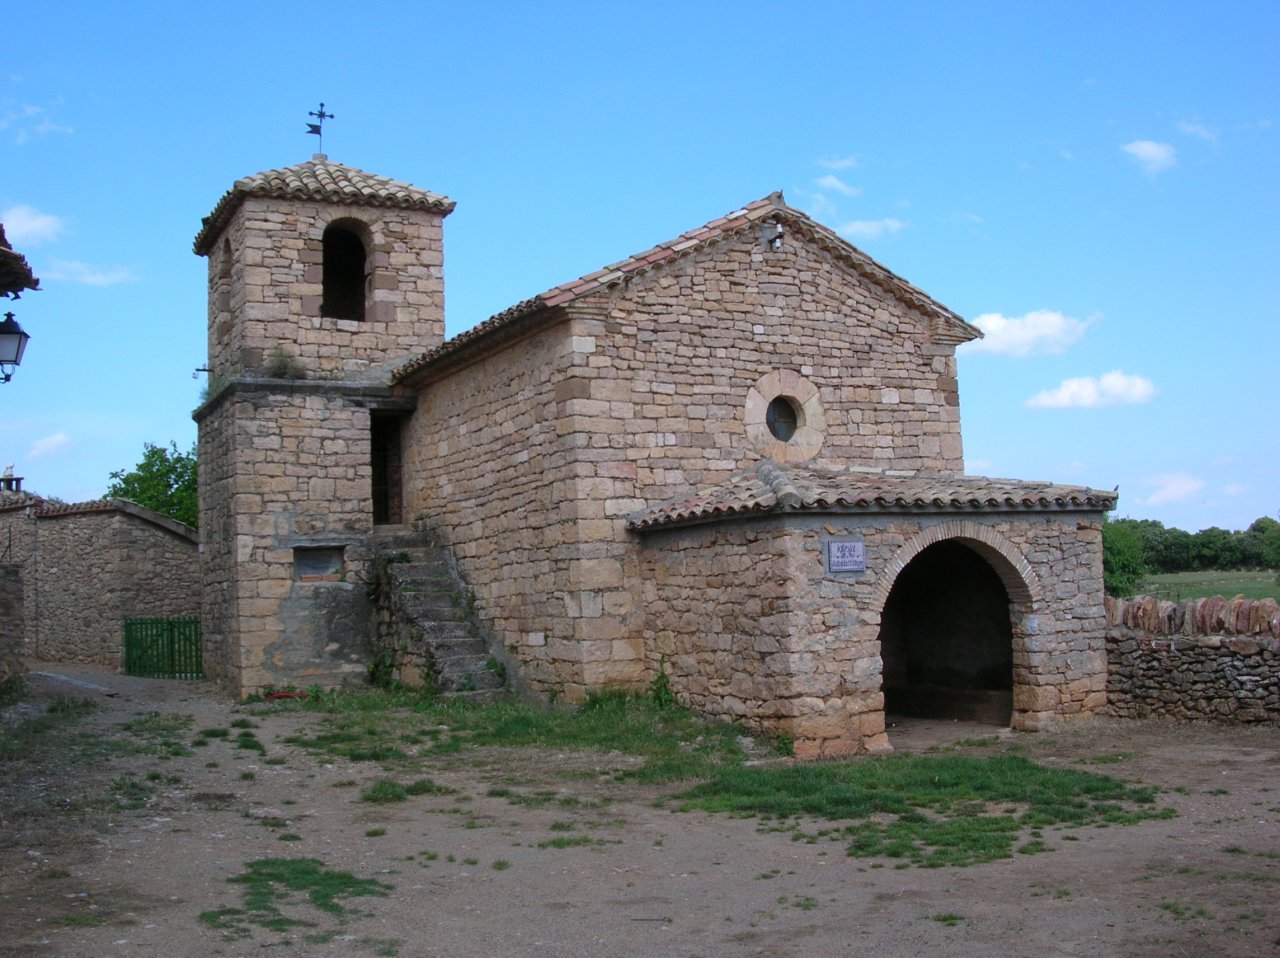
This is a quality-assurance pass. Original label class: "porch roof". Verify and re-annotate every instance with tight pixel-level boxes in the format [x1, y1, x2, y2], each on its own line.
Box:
[626, 460, 1117, 531]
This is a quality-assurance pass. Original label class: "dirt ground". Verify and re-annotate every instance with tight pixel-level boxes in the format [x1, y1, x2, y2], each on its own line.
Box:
[1, 665, 1276, 958]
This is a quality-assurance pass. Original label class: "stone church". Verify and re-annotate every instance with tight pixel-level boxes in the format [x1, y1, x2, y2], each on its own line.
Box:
[193, 155, 1116, 757]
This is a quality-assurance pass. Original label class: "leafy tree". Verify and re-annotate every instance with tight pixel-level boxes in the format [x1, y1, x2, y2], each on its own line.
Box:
[1102, 516, 1146, 598]
[107, 441, 198, 529]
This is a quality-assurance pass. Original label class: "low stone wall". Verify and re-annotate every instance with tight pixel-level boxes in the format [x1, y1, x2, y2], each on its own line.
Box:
[1106, 594, 1280, 724]
[0, 566, 24, 689]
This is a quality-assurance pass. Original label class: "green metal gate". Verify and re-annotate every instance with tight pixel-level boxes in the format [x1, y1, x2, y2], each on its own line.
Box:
[123, 618, 203, 679]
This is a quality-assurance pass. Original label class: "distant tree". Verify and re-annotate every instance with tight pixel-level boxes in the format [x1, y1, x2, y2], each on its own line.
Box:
[107, 441, 198, 529]
[1243, 516, 1280, 570]
[1102, 516, 1146, 597]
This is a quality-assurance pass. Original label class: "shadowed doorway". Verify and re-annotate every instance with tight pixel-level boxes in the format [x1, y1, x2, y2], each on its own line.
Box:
[878, 540, 1013, 724]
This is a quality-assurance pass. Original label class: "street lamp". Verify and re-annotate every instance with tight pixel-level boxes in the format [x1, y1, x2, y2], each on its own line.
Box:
[0, 312, 30, 383]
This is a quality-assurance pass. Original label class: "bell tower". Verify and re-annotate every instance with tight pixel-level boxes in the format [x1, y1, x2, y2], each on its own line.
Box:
[193, 156, 453, 696]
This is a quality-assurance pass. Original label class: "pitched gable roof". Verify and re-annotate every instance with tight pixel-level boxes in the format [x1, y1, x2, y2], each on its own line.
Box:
[394, 192, 981, 384]
[194, 155, 455, 255]
[627, 460, 1117, 531]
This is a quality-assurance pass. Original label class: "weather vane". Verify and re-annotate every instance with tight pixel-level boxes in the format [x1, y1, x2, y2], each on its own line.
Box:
[306, 102, 334, 153]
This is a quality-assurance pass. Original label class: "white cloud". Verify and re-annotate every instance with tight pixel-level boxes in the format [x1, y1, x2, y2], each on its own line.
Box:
[1142, 473, 1206, 507]
[42, 259, 136, 287]
[1223, 482, 1248, 497]
[28, 432, 70, 460]
[2, 204, 64, 245]
[814, 174, 861, 197]
[837, 218, 905, 241]
[1122, 140, 1177, 174]
[802, 191, 838, 222]
[818, 155, 858, 170]
[962, 310, 1094, 358]
[1176, 120, 1217, 144]
[0, 102, 73, 144]
[1025, 370, 1156, 408]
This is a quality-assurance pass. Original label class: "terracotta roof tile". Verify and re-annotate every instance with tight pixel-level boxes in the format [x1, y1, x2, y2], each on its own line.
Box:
[394, 191, 979, 384]
[194, 155, 455, 255]
[627, 461, 1117, 531]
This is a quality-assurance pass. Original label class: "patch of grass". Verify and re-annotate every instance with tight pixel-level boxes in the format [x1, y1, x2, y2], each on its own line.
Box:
[265, 688, 750, 784]
[1160, 900, 1213, 921]
[537, 835, 604, 849]
[1, 696, 101, 764]
[111, 772, 155, 809]
[406, 777, 454, 796]
[930, 912, 965, 926]
[365, 828, 387, 838]
[491, 859, 511, 871]
[1079, 752, 1134, 765]
[52, 912, 105, 927]
[1139, 569, 1278, 602]
[361, 779, 408, 804]
[677, 753, 1173, 868]
[199, 858, 391, 938]
[234, 731, 266, 754]
[37, 868, 72, 880]
[278, 833, 302, 842]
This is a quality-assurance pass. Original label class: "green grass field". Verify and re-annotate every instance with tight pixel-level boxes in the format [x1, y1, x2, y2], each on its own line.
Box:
[1136, 570, 1278, 602]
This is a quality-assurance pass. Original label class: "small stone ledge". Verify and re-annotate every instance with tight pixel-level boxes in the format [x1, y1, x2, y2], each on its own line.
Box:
[192, 377, 411, 422]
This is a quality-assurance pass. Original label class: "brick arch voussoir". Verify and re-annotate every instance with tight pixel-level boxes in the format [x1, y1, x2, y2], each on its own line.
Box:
[870, 520, 1041, 612]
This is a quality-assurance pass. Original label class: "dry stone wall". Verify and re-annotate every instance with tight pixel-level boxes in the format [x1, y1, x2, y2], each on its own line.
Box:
[1106, 594, 1280, 723]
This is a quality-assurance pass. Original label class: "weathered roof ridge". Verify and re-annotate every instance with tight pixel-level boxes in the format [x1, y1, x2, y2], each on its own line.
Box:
[0, 223, 39, 298]
[627, 461, 1118, 531]
[194, 154, 456, 255]
[393, 191, 977, 384]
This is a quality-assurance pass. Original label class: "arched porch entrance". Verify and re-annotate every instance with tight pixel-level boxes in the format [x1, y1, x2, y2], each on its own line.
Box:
[878, 539, 1016, 725]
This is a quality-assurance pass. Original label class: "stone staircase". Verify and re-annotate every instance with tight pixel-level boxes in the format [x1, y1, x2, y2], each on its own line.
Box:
[369, 527, 505, 700]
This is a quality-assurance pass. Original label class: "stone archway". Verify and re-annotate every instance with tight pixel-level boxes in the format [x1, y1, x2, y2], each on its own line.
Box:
[872, 522, 1042, 727]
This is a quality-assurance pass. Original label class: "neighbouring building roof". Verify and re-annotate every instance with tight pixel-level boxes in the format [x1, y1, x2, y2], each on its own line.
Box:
[194, 155, 456, 255]
[627, 459, 1118, 531]
[394, 192, 982, 385]
[0, 224, 39, 299]
[0, 494, 196, 540]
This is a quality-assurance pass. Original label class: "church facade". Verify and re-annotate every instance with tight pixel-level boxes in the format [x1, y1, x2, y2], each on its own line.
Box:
[194, 156, 1115, 756]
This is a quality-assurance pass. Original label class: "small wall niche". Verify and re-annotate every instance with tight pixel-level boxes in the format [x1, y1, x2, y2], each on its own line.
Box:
[294, 546, 345, 583]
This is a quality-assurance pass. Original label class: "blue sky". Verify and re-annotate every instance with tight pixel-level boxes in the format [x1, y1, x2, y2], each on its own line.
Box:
[3, 1, 1276, 533]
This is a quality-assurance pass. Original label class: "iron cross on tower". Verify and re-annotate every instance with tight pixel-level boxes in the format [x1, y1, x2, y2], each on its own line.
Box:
[306, 102, 334, 153]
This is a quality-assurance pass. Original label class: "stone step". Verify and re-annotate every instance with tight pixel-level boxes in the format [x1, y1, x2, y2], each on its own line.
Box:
[373, 536, 504, 700]
[397, 592, 464, 620]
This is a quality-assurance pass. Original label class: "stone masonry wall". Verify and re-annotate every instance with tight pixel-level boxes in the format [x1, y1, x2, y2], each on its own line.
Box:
[0, 566, 23, 688]
[197, 382, 378, 695]
[206, 197, 447, 382]
[404, 227, 970, 702]
[402, 319, 593, 698]
[0, 501, 198, 667]
[637, 511, 1109, 757]
[1106, 594, 1280, 723]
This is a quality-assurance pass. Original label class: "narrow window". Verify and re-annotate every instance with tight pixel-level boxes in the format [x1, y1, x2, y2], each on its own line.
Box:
[321, 224, 367, 320]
